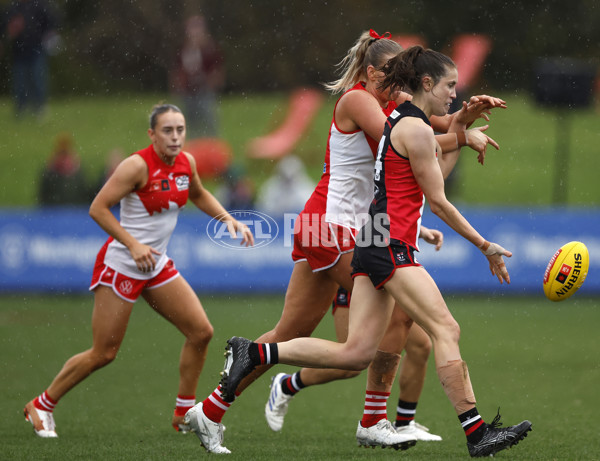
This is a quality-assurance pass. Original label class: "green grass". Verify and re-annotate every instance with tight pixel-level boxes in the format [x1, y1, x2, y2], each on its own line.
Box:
[1, 92, 599, 208]
[1, 293, 599, 460]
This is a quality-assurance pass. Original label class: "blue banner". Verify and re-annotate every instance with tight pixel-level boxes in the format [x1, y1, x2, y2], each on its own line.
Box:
[0, 207, 597, 297]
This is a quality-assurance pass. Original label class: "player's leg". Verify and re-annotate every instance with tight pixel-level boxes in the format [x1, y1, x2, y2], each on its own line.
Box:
[383, 266, 531, 456]
[142, 275, 213, 432]
[393, 323, 442, 441]
[25, 286, 134, 437]
[265, 285, 360, 431]
[187, 260, 339, 452]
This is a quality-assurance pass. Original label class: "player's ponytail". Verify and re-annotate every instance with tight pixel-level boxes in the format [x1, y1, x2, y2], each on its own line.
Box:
[324, 29, 401, 94]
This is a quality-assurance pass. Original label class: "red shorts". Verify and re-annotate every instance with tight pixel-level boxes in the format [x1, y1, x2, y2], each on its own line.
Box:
[90, 244, 180, 302]
[291, 213, 357, 271]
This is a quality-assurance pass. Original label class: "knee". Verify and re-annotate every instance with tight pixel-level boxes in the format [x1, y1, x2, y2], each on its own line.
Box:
[91, 348, 119, 368]
[342, 345, 376, 371]
[437, 318, 461, 345]
[189, 324, 214, 348]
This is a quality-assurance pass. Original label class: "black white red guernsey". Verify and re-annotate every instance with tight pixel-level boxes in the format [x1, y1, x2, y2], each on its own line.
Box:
[368, 101, 432, 251]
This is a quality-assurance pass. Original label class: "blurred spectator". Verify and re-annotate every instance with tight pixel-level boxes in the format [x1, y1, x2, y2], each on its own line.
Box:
[3, 0, 58, 118]
[215, 165, 256, 211]
[90, 147, 125, 199]
[256, 155, 315, 216]
[170, 15, 225, 138]
[38, 133, 88, 206]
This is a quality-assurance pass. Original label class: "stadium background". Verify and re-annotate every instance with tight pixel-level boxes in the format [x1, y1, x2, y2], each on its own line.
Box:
[1, 1, 599, 459]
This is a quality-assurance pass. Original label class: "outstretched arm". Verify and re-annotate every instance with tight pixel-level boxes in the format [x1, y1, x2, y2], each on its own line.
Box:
[186, 153, 254, 247]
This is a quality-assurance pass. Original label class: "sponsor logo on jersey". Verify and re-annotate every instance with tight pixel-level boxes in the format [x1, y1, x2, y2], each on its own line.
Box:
[175, 175, 189, 191]
[161, 179, 170, 191]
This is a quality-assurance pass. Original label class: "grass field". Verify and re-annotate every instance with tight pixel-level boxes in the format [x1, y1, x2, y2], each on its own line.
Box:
[1, 91, 599, 208]
[1, 293, 599, 460]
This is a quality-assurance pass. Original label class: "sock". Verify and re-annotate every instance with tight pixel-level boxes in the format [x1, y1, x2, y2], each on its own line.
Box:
[248, 342, 279, 365]
[361, 390, 390, 428]
[459, 407, 485, 444]
[201, 385, 232, 424]
[174, 394, 195, 417]
[280, 371, 306, 396]
[33, 391, 57, 413]
[395, 400, 417, 427]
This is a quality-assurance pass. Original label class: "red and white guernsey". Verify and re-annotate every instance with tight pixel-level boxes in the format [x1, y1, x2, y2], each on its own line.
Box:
[103, 145, 191, 279]
[370, 101, 432, 250]
[301, 82, 397, 231]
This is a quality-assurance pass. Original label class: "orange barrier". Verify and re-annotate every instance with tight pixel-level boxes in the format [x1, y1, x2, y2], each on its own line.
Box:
[246, 87, 324, 159]
[185, 138, 232, 178]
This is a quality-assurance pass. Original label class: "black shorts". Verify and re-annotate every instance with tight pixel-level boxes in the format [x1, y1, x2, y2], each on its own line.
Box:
[351, 241, 421, 290]
[331, 286, 350, 315]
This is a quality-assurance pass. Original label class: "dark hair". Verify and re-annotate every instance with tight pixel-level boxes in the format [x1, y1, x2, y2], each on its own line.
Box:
[149, 104, 183, 129]
[379, 46, 456, 95]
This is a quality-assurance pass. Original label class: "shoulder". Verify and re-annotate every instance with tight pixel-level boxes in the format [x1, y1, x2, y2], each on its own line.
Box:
[337, 88, 383, 118]
[392, 118, 435, 153]
[181, 151, 196, 170]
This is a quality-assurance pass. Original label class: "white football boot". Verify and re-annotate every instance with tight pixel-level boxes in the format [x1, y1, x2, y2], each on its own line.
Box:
[184, 402, 230, 454]
[265, 373, 294, 431]
[24, 401, 58, 438]
[356, 419, 417, 450]
[394, 420, 442, 441]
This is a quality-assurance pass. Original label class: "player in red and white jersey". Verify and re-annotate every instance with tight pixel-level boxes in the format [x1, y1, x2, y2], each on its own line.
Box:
[24, 104, 253, 441]
[186, 30, 505, 453]
[228, 46, 531, 458]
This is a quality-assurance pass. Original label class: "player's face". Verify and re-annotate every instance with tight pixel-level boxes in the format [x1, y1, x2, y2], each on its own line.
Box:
[430, 66, 458, 116]
[149, 111, 186, 160]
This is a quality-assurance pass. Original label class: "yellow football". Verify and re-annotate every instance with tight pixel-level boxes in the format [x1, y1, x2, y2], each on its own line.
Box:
[543, 241, 589, 302]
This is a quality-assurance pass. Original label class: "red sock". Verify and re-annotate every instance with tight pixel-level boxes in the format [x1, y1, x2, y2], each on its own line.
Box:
[201, 386, 233, 423]
[34, 391, 57, 413]
[174, 394, 195, 417]
[361, 390, 390, 428]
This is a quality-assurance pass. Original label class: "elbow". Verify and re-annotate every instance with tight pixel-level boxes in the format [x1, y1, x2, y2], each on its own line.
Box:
[428, 199, 445, 217]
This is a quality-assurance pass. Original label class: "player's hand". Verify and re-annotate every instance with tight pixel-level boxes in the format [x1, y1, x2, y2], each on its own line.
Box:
[420, 228, 444, 251]
[465, 125, 500, 165]
[226, 219, 254, 247]
[479, 240, 512, 284]
[130, 242, 161, 273]
[454, 95, 507, 127]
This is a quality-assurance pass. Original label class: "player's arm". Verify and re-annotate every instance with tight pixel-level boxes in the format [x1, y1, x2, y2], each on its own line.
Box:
[185, 153, 254, 247]
[419, 225, 443, 251]
[89, 155, 161, 272]
[397, 121, 511, 283]
[335, 89, 388, 141]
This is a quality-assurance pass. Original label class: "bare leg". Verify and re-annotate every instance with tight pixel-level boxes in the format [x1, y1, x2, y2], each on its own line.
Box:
[237, 254, 354, 393]
[277, 276, 395, 370]
[46, 286, 134, 400]
[398, 324, 432, 403]
[143, 275, 213, 397]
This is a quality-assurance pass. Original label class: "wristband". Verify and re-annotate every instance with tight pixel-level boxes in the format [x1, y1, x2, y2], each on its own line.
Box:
[456, 131, 467, 148]
[478, 240, 490, 252]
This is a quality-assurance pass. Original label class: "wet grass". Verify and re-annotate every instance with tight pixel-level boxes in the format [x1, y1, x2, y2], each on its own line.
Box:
[1, 293, 598, 460]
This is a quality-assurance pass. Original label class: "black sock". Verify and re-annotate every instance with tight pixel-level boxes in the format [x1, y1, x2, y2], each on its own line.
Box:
[281, 371, 306, 396]
[395, 400, 417, 427]
[248, 342, 279, 365]
[459, 407, 485, 444]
